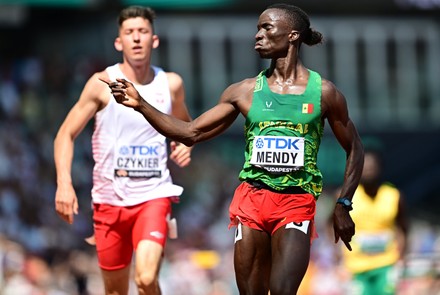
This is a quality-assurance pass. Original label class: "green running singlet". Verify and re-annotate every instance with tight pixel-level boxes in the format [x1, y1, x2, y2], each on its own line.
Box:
[238, 69, 324, 198]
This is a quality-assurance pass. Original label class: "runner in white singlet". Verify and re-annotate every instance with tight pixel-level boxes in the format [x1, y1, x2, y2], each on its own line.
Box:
[53, 6, 192, 295]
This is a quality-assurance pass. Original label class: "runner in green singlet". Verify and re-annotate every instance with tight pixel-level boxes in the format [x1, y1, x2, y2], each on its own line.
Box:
[103, 4, 365, 295]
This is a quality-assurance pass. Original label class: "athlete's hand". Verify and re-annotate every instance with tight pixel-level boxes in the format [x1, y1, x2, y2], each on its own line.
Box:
[55, 183, 79, 224]
[333, 205, 355, 251]
[169, 141, 192, 167]
[99, 77, 142, 109]
[85, 234, 96, 246]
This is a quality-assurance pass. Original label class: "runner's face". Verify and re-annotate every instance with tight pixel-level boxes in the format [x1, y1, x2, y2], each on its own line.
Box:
[361, 153, 381, 183]
[255, 9, 292, 58]
[117, 17, 158, 63]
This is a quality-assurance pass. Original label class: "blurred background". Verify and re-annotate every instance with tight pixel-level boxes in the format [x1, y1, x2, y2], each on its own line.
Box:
[0, 0, 439, 294]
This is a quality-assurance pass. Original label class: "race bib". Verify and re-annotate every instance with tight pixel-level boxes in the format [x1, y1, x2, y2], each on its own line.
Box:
[357, 233, 392, 254]
[250, 136, 305, 173]
[113, 144, 162, 178]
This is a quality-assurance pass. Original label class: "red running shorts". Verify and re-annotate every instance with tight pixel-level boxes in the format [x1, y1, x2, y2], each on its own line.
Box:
[229, 181, 317, 239]
[92, 197, 171, 270]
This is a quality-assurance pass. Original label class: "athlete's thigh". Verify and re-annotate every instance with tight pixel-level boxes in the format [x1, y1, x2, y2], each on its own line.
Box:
[135, 240, 164, 277]
[132, 198, 170, 275]
[132, 197, 171, 248]
[270, 222, 312, 294]
[93, 204, 133, 270]
[101, 265, 131, 295]
[234, 223, 271, 295]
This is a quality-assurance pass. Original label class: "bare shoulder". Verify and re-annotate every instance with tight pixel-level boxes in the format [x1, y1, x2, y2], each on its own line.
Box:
[321, 78, 348, 115]
[322, 78, 347, 105]
[321, 78, 339, 99]
[165, 71, 183, 81]
[165, 71, 184, 91]
[221, 77, 257, 103]
[78, 70, 111, 109]
[231, 77, 257, 90]
[215, 77, 257, 115]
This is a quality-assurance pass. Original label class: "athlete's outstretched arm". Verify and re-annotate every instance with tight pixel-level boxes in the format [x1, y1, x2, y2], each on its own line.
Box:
[322, 79, 364, 251]
[100, 78, 241, 146]
[55, 73, 106, 224]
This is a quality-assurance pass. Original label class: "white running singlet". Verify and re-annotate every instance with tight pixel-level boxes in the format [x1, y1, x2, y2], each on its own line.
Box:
[91, 64, 183, 206]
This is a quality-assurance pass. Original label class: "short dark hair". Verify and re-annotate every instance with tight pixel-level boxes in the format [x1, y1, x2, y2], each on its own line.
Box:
[267, 4, 323, 46]
[118, 6, 156, 29]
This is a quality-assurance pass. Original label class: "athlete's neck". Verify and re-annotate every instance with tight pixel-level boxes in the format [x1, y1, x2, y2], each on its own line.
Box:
[266, 58, 309, 95]
[268, 57, 306, 83]
[119, 62, 154, 85]
[362, 181, 381, 199]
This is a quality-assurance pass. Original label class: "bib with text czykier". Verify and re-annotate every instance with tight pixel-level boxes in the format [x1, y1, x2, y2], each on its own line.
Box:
[113, 143, 162, 178]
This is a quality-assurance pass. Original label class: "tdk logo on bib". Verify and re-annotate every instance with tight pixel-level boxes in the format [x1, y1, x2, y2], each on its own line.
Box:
[250, 136, 305, 169]
[254, 137, 301, 150]
[119, 145, 159, 156]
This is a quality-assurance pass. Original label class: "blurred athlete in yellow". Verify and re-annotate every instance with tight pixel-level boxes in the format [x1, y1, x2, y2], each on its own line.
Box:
[341, 149, 409, 295]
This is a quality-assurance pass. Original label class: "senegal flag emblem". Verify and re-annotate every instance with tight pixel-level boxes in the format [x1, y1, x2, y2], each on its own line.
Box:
[302, 103, 314, 114]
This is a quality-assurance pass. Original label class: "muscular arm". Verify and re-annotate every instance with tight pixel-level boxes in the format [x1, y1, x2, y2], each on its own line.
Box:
[323, 81, 364, 202]
[322, 79, 364, 250]
[136, 92, 239, 146]
[105, 78, 244, 146]
[54, 72, 107, 223]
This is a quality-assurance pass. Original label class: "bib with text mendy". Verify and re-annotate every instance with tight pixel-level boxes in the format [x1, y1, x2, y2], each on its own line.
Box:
[250, 136, 304, 173]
